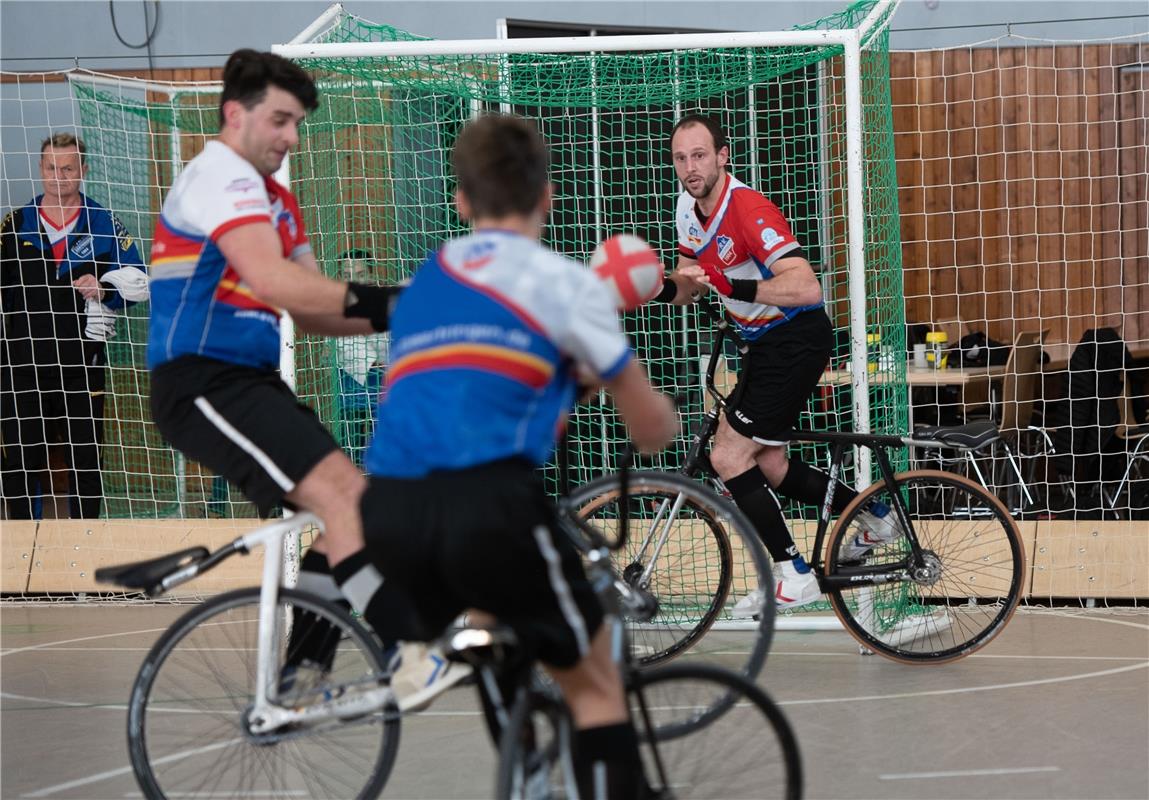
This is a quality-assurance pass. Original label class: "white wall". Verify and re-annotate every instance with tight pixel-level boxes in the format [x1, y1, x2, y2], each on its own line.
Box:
[1, 0, 1145, 206]
[1, 0, 1145, 72]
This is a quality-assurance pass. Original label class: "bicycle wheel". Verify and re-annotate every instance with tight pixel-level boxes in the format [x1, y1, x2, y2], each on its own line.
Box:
[569, 470, 774, 680]
[496, 664, 801, 800]
[825, 470, 1025, 663]
[128, 588, 399, 800]
[631, 663, 802, 800]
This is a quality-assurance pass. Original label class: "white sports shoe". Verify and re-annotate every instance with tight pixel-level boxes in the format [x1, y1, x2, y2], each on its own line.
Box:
[390, 642, 473, 712]
[731, 588, 766, 619]
[839, 505, 906, 560]
[771, 559, 821, 610]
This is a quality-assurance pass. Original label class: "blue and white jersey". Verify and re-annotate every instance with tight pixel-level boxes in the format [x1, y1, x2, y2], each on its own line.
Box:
[365, 230, 631, 478]
[147, 141, 311, 370]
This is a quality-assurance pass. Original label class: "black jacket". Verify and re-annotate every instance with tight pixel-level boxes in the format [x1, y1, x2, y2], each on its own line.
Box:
[0, 194, 144, 375]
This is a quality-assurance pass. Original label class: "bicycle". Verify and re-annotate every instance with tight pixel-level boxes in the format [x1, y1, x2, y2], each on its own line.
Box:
[96, 513, 400, 800]
[584, 303, 1026, 663]
[96, 477, 799, 799]
[443, 471, 803, 800]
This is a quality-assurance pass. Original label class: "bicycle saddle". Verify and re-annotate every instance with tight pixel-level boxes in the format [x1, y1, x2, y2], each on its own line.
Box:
[94, 547, 209, 592]
[442, 625, 521, 668]
[911, 420, 999, 450]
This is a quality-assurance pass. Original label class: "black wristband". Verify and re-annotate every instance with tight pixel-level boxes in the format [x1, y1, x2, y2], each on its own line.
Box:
[729, 279, 758, 303]
[343, 282, 401, 332]
[653, 277, 678, 303]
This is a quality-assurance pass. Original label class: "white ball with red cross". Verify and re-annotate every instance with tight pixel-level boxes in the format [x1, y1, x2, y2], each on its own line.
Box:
[589, 234, 664, 311]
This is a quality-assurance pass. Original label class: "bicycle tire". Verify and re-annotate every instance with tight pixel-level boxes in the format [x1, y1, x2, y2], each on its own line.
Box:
[824, 469, 1025, 663]
[569, 470, 774, 682]
[496, 662, 802, 800]
[128, 587, 400, 800]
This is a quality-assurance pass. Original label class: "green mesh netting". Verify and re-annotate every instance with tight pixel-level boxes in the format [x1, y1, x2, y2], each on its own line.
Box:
[71, 0, 907, 565]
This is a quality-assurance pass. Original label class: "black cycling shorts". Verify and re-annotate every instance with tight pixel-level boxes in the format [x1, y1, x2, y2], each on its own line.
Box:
[150, 356, 338, 516]
[361, 458, 604, 669]
[726, 309, 834, 444]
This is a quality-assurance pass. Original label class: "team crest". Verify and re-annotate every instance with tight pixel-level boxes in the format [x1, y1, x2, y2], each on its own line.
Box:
[716, 235, 736, 265]
[70, 234, 94, 260]
[277, 210, 298, 241]
[462, 239, 496, 270]
[760, 227, 783, 250]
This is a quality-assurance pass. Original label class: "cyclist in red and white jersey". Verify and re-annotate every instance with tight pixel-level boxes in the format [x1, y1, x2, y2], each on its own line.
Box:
[652, 114, 901, 612]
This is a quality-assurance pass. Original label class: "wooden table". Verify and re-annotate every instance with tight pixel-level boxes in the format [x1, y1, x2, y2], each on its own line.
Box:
[820, 365, 1007, 387]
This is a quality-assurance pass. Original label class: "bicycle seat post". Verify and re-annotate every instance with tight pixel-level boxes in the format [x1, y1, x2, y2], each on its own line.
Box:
[249, 512, 321, 709]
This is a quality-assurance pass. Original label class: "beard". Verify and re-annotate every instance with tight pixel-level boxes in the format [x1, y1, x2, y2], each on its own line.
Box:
[683, 171, 720, 199]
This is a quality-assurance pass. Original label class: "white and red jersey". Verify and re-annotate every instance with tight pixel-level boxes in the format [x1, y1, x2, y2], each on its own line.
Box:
[676, 173, 821, 341]
[147, 140, 310, 370]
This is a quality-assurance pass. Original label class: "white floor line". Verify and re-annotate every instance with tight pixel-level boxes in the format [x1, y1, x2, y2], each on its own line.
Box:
[776, 661, 1148, 706]
[22, 738, 240, 798]
[879, 766, 1061, 780]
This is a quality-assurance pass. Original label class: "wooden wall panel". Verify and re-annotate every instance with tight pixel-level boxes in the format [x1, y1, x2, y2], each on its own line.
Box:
[896, 43, 1148, 352]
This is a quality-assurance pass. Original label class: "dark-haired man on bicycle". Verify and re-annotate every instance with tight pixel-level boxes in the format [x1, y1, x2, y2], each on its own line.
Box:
[652, 113, 903, 614]
[147, 49, 449, 701]
[359, 113, 677, 797]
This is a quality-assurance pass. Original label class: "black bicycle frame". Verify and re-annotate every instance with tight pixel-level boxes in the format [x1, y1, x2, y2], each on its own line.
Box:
[686, 310, 929, 592]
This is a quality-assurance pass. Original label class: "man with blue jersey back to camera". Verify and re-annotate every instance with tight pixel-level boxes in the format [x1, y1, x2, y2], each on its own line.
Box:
[653, 113, 905, 615]
[360, 114, 677, 797]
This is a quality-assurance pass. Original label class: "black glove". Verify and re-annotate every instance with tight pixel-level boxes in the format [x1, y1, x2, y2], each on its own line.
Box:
[343, 282, 401, 332]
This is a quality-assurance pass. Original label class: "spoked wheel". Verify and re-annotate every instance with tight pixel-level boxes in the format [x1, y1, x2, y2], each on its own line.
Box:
[128, 588, 399, 799]
[825, 470, 1025, 663]
[496, 664, 802, 800]
[569, 470, 774, 680]
[631, 663, 803, 800]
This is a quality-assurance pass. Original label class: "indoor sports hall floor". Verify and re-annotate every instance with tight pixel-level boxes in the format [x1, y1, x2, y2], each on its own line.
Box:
[2, 604, 1146, 799]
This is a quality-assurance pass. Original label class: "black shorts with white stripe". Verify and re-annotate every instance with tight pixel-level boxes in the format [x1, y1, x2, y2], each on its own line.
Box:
[150, 355, 338, 517]
[361, 458, 604, 669]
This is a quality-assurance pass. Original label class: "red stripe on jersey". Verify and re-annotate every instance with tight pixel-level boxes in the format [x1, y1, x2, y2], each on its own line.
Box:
[438, 253, 548, 336]
[210, 214, 272, 242]
[388, 350, 552, 389]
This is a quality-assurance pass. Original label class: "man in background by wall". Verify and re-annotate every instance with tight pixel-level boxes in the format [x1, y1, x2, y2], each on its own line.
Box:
[1, 132, 147, 519]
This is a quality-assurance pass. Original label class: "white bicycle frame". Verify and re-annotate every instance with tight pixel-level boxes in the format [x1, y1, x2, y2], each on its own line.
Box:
[157, 512, 393, 733]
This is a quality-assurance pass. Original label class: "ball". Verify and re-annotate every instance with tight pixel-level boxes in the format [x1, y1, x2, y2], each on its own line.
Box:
[589, 234, 664, 311]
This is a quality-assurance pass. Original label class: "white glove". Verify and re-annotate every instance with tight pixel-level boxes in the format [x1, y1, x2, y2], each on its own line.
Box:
[99, 266, 150, 301]
[85, 298, 117, 342]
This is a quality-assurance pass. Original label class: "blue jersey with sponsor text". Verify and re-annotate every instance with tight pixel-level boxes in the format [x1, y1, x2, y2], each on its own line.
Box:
[365, 230, 631, 478]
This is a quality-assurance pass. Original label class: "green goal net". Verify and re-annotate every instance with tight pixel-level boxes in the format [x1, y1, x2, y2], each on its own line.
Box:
[67, 0, 908, 561]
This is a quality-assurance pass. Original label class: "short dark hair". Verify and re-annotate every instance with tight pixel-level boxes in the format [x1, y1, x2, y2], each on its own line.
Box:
[219, 49, 319, 128]
[451, 114, 548, 219]
[41, 132, 86, 164]
[670, 114, 728, 154]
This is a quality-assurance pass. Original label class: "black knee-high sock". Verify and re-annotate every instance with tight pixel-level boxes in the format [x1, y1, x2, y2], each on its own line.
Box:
[332, 549, 430, 650]
[777, 457, 858, 515]
[573, 723, 647, 800]
[287, 549, 346, 670]
[726, 466, 799, 563]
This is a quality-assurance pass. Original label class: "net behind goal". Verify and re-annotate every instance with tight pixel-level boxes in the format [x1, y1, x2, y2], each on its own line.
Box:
[266, 1, 906, 622]
[281, 0, 908, 565]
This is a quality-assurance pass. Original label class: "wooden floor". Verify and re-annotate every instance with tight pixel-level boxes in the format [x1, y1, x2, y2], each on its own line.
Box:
[1, 605, 1146, 799]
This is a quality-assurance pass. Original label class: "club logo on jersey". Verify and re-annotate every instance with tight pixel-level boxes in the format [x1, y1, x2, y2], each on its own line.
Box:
[276, 210, 298, 242]
[462, 239, 497, 270]
[70, 234, 93, 260]
[225, 177, 260, 194]
[760, 227, 783, 250]
[716, 235, 736, 265]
